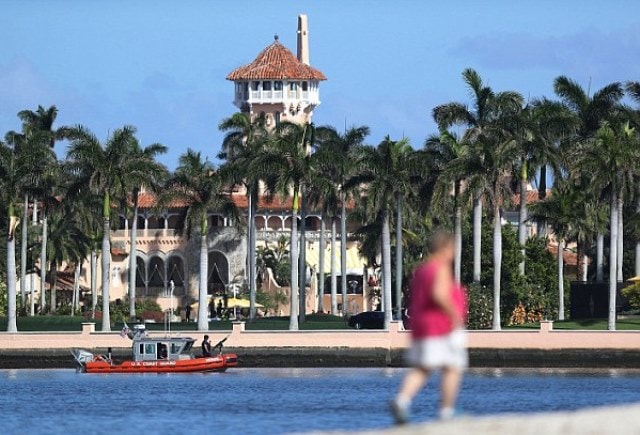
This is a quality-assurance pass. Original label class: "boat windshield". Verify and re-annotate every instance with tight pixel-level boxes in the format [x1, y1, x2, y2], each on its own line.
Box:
[182, 342, 193, 354]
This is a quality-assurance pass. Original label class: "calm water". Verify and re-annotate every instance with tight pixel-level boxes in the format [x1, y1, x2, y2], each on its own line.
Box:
[2, 368, 640, 434]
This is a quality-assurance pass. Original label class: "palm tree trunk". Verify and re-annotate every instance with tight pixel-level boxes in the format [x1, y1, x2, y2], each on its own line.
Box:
[72, 263, 80, 316]
[617, 202, 623, 282]
[473, 193, 482, 283]
[381, 211, 392, 329]
[608, 193, 618, 331]
[7, 213, 18, 332]
[91, 248, 97, 319]
[557, 239, 565, 321]
[101, 214, 111, 332]
[318, 216, 326, 313]
[492, 204, 502, 330]
[30, 198, 36, 317]
[596, 233, 604, 283]
[453, 182, 462, 283]
[330, 218, 337, 315]
[518, 161, 528, 275]
[289, 203, 299, 331]
[582, 254, 589, 282]
[249, 187, 257, 320]
[50, 261, 57, 314]
[20, 194, 28, 310]
[395, 194, 403, 314]
[340, 198, 347, 316]
[537, 166, 548, 237]
[40, 214, 47, 313]
[197, 219, 208, 331]
[298, 191, 307, 323]
[128, 190, 139, 321]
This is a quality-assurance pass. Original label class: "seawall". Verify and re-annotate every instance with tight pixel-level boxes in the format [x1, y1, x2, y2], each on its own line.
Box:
[2, 321, 640, 369]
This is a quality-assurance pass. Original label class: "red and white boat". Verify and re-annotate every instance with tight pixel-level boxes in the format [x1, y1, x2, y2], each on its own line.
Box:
[72, 327, 237, 374]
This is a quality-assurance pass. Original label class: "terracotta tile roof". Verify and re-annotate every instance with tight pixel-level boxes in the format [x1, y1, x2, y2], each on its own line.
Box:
[547, 243, 582, 267]
[512, 189, 552, 207]
[226, 40, 326, 81]
[135, 192, 295, 212]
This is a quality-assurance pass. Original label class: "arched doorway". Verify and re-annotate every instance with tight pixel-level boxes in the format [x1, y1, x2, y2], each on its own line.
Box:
[208, 251, 229, 295]
[167, 255, 185, 295]
[148, 256, 165, 295]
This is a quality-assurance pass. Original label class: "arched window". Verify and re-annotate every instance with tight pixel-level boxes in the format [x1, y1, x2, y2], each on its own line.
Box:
[167, 256, 185, 287]
[148, 257, 165, 288]
[274, 112, 281, 127]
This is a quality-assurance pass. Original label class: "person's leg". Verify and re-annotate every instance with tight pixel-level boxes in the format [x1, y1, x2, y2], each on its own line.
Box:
[439, 366, 463, 419]
[391, 367, 430, 424]
[397, 367, 430, 403]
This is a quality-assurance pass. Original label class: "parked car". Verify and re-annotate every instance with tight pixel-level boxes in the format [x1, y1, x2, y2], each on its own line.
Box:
[348, 311, 385, 329]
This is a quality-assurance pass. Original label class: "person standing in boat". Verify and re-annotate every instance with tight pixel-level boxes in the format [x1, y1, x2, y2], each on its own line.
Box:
[201, 335, 212, 357]
[391, 231, 468, 424]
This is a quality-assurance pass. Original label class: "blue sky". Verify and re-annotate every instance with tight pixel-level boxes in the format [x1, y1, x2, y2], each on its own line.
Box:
[1, 0, 639, 169]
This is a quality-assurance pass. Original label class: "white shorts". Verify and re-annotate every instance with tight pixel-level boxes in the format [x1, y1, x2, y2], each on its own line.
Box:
[407, 329, 468, 370]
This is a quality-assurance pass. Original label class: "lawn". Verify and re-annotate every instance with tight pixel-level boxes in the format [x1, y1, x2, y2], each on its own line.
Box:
[506, 317, 640, 330]
[0, 314, 349, 332]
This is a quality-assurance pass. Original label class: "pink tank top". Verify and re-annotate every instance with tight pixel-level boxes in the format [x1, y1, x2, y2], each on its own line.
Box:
[408, 260, 467, 339]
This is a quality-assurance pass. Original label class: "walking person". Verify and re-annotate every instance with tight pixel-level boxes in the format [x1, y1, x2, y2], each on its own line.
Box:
[390, 231, 468, 424]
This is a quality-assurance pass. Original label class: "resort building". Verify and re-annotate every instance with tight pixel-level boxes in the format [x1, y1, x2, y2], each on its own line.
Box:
[60, 14, 373, 320]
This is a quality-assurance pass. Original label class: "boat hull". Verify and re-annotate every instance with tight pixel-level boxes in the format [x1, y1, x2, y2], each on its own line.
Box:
[84, 354, 238, 374]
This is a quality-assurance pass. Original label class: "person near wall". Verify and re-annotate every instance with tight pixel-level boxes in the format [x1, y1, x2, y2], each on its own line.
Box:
[390, 231, 468, 424]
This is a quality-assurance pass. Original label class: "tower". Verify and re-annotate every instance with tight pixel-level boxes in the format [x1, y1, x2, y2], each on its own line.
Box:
[226, 14, 326, 128]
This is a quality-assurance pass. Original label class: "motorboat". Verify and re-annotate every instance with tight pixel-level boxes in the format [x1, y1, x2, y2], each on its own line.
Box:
[72, 325, 237, 374]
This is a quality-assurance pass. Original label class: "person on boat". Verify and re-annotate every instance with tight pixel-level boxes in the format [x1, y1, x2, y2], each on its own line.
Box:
[202, 335, 212, 357]
[106, 347, 113, 364]
[390, 231, 468, 424]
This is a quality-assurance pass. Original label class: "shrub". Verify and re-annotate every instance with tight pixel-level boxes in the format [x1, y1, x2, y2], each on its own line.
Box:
[466, 283, 492, 329]
[622, 283, 640, 310]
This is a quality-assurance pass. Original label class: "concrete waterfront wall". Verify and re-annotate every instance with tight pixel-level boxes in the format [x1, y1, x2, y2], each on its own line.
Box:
[1, 320, 640, 351]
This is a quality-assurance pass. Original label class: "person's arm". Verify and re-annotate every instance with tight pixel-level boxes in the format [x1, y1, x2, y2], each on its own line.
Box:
[432, 266, 463, 329]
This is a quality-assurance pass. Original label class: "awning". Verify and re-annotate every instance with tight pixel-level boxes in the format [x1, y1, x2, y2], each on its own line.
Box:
[305, 244, 364, 275]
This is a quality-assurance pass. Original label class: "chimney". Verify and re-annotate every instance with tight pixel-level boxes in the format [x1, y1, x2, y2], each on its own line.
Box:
[297, 14, 309, 65]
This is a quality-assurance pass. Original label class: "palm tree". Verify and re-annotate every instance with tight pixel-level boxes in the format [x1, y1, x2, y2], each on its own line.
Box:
[514, 99, 572, 270]
[529, 184, 578, 320]
[65, 125, 149, 331]
[315, 126, 369, 316]
[423, 130, 469, 282]
[44, 208, 90, 313]
[249, 122, 314, 330]
[625, 81, 640, 276]
[347, 137, 414, 328]
[126, 142, 167, 320]
[554, 77, 624, 281]
[161, 149, 239, 331]
[0, 138, 20, 331]
[578, 123, 640, 330]
[433, 68, 522, 283]
[219, 112, 269, 321]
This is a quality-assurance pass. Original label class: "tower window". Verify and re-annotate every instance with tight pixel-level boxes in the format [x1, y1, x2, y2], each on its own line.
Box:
[251, 81, 260, 91]
[289, 82, 297, 91]
[301, 81, 308, 91]
[274, 81, 283, 91]
[262, 81, 272, 91]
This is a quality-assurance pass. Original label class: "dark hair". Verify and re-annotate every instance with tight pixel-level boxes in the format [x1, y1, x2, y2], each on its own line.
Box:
[204, 335, 209, 340]
[429, 230, 454, 253]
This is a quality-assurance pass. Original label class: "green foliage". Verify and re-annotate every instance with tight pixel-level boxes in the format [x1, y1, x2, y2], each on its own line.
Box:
[256, 288, 288, 316]
[461, 223, 559, 326]
[466, 283, 493, 329]
[622, 283, 640, 310]
[97, 298, 163, 323]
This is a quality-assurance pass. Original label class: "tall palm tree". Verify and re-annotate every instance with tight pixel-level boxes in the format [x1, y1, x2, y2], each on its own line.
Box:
[514, 99, 572, 270]
[219, 112, 269, 321]
[65, 125, 149, 331]
[433, 68, 522, 283]
[529, 184, 579, 320]
[161, 149, 239, 331]
[315, 126, 369, 316]
[625, 81, 640, 276]
[554, 77, 624, 281]
[126, 142, 167, 320]
[578, 124, 640, 330]
[347, 137, 414, 328]
[423, 130, 469, 282]
[250, 122, 314, 330]
[0, 138, 20, 331]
